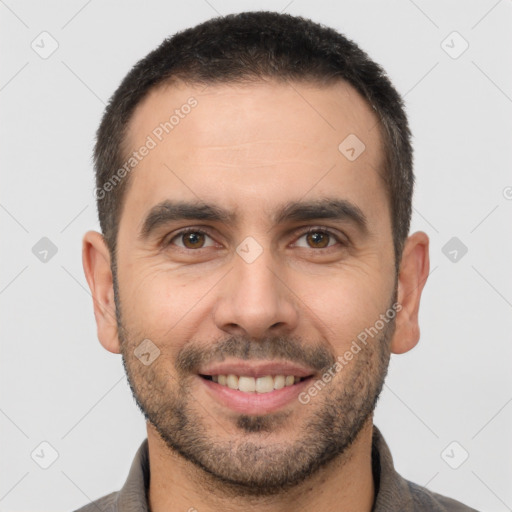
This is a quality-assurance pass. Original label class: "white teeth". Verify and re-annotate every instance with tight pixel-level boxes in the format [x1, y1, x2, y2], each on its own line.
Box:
[226, 374, 239, 390]
[238, 376, 256, 392]
[273, 375, 285, 390]
[209, 374, 304, 393]
[255, 375, 274, 393]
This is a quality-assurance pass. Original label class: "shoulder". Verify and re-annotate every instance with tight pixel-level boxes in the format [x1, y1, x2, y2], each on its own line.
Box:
[406, 479, 480, 511]
[72, 491, 119, 512]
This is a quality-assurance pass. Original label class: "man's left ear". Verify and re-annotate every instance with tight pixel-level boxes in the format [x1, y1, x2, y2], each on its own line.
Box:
[391, 231, 430, 354]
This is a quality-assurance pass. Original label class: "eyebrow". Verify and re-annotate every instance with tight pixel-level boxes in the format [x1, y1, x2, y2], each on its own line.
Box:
[138, 197, 369, 240]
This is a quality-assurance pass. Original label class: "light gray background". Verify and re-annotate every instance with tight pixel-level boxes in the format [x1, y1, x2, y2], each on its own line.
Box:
[1, 1, 511, 511]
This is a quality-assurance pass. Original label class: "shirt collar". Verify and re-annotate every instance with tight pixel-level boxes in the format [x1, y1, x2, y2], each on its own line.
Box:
[371, 425, 414, 509]
[116, 436, 150, 512]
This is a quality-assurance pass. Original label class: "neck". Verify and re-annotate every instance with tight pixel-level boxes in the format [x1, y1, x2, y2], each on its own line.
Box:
[147, 417, 376, 512]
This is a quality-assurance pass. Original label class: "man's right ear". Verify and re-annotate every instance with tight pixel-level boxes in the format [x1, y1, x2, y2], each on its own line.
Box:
[82, 230, 121, 354]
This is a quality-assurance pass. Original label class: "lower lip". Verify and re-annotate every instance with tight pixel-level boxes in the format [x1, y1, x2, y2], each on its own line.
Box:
[199, 376, 312, 415]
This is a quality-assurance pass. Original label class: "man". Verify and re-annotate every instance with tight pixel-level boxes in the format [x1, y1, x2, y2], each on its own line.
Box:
[78, 11, 478, 512]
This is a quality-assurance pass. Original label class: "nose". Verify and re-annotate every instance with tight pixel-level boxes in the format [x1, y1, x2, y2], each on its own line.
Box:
[212, 247, 300, 340]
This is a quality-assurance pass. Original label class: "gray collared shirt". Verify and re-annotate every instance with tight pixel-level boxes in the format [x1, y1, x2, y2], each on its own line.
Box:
[73, 425, 479, 511]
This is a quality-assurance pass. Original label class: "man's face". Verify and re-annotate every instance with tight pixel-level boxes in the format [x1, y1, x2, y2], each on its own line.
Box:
[113, 80, 397, 493]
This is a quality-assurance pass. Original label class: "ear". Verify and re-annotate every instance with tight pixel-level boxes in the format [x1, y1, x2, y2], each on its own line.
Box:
[82, 230, 121, 354]
[390, 231, 430, 355]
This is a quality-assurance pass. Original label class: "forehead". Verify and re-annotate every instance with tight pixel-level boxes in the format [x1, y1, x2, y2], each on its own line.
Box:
[121, 79, 386, 230]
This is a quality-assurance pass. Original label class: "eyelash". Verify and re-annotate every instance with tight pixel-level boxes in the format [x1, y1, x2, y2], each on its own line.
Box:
[164, 226, 347, 252]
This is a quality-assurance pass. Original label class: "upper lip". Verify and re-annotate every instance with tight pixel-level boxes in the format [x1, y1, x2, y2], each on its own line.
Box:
[198, 360, 316, 379]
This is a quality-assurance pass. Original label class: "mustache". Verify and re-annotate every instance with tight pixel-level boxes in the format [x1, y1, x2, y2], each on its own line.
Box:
[175, 335, 336, 376]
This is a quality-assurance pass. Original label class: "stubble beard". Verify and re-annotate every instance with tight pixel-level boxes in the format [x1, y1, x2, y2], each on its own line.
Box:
[114, 271, 394, 496]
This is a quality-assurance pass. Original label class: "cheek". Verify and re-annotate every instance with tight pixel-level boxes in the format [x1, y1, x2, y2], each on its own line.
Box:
[303, 267, 391, 348]
[118, 266, 213, 338]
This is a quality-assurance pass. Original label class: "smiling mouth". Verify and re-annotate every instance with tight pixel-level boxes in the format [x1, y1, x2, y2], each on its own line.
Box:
[199, 374, 312, 394]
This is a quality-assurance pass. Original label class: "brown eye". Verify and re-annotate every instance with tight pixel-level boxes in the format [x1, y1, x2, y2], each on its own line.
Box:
[305, 231, 330, 248]
[168, 229, 215, 250]
[295, 229, 339, 249]
[182, 231, 205, 249]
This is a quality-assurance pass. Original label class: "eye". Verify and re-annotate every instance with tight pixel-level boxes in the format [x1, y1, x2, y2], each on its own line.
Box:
[164, 226, 346, 252]
[167, 228, 216, 250]
[293, 228, 344, 250]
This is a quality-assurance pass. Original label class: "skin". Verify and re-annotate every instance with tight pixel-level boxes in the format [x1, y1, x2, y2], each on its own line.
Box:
[82, 79, 429, 512]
